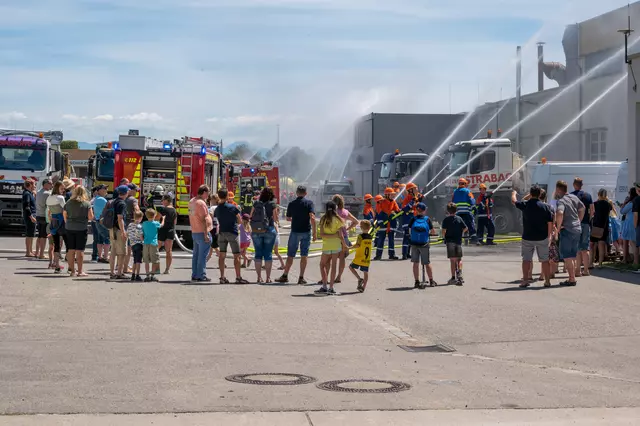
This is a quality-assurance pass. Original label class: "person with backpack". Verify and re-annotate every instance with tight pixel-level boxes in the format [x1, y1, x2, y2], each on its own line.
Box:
[408, 203, 437, 289]
[105, 185, 129, 279]
[214, 189, 248, 284]
[250, 187, 278, 283]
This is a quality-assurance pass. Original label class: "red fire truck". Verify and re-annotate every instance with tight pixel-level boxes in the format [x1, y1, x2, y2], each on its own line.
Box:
[113, 132, 222, 246]
[224, 160, 280, 204]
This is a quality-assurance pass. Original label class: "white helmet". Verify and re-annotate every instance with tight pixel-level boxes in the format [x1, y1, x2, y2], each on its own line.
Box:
[154, 185, 164, 193]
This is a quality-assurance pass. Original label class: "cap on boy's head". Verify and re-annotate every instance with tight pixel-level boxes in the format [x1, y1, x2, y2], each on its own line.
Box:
[416, 202, 427, 211]
[242, 213, 250, 221]
[96, 184, 108, 191]
[116, 185, 129, 195]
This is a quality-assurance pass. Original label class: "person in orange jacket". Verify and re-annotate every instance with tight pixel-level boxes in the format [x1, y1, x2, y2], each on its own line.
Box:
[227, 191, 238, 207]
[400, 182, 423, 259]
[374, 188, 400, 260]
[372, 194, 384, 248]
[363, 194, 374, 222]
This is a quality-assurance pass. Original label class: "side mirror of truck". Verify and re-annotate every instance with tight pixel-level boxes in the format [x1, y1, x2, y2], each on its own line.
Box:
[87, 156, 94, 178]
[54, 151, 63, 171]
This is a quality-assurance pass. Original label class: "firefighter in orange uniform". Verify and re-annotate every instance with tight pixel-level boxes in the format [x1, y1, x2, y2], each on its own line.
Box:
[227, 191, 238, 207]
[400, 182, 423, 259]
[363, 194, 374, 222]
[374, 188, 400, 261]
[372, 194, 384, 249]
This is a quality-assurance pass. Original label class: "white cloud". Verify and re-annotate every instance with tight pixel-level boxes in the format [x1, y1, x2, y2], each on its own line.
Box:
[119, 112, 164, 122]
[0, 111, 27, 121]
[61, 114, 87, 121]
[93, 114, 114, 121]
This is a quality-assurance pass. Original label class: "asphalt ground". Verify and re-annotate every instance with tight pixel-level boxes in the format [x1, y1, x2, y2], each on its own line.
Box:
[0, 233, 639, 423]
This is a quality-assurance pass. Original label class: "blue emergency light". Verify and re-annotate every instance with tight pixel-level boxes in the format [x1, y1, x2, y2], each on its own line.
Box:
[250, 168, 256, 174]
[163, 143, 172, 151]
[113, 142, 120, 151]
[200, 145, 206, 155]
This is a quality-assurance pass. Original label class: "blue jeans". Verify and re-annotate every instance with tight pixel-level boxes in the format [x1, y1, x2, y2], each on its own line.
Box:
[578, 223, 591, 251]
[192, 232, 211, 280]
[287, 231, 311, 258]
[96, 223, 111, 245]
[252, 227, 277, 262]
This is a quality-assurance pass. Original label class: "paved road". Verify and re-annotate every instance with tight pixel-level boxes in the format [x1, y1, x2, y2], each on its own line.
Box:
[1, 235, 639, 423]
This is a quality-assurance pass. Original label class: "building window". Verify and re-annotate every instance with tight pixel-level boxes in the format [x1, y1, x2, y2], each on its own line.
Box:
[587, 129, 607, 161]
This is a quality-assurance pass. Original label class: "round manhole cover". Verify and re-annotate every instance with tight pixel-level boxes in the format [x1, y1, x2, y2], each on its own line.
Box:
[225, 373, 317, 386]
[316, 379, 411, 393]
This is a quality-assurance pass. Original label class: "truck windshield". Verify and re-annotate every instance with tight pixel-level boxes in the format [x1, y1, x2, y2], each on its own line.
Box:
[380, 162, 391, 179]
[0, 146, 46, 171]
[97, 152, 115, 181]
[325, 184, 352, 194]
[395, 160, 423, 180]
[449, 151, 470, 174]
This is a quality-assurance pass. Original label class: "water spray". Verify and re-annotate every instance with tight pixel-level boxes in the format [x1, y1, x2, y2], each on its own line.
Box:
[492, 73, 627, 193]
[424, 39, 635, 197]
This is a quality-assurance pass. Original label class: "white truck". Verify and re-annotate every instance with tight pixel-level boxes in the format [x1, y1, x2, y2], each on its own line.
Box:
[0, 130, 69, 228]
[311, 180, 364, 217]
[443, 138, 627, 233]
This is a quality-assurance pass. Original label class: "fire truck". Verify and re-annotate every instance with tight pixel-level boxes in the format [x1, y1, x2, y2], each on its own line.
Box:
[224, 161, 280, 205]
[0, 129, 70, 228]
[113, 131, 222, 247]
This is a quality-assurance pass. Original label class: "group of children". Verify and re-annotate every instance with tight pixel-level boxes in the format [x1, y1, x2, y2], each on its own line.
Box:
[314, 198, 469, 296]
[126, 208, 164, 282]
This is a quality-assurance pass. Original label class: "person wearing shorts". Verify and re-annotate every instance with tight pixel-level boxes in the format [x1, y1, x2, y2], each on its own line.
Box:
[35, 178, 52, 259]
[109, 185, 130, 279]
[158, 194, 177, 274]
[408, 203, 437, 288]
[348, 222, 372, 293]
[213, 189, 248, 284]
[276, 185, 317, 285]
[554, 180, 586, 287]
[22, 179, 37, 257]
[63, 186, 93, 277]
[513, 185, 554, 288]
[442, 203, 467, 286]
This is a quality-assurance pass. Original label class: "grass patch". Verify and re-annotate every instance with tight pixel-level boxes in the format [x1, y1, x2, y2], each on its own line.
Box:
[603, 262, 640, 272]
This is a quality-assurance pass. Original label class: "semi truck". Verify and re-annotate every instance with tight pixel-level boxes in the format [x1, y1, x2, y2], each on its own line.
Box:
[311, 180, 363, 217]
[0, 129, 69, 228]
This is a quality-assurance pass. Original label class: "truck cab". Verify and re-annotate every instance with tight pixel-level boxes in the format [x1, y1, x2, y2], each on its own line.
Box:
[87, 144, 115, 195]
[313, 180, 363, 217]
[445, 138, 525, 234]
[0, 130, 67, 227]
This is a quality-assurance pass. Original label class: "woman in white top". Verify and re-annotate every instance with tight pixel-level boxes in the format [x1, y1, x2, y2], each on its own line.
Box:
[46, 181, 67, 273]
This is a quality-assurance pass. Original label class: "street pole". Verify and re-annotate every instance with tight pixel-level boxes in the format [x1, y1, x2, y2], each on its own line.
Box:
[516, 45, 522, 155]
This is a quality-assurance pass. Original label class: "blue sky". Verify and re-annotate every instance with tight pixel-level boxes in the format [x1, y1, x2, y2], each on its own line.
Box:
[0, 0, 633, 147]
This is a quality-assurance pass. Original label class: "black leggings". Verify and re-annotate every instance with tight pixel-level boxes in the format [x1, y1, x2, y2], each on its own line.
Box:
[52, 234, 62, 254]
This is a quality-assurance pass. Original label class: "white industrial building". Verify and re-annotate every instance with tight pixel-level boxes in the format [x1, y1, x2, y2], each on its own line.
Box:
[472, 3, 638, 184]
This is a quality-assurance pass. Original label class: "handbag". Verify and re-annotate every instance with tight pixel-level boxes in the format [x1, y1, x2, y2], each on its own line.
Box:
[591, 226, 604, 239]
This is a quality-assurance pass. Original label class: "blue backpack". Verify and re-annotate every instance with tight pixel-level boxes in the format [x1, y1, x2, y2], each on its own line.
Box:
[411, 216, 430, 245]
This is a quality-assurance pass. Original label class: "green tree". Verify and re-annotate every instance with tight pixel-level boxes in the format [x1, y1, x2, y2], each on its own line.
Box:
[60, 140, 78, 150]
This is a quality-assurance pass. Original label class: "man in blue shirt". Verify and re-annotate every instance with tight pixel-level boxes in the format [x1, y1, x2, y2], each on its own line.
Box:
[276, 185, 317, 285]
[91, 185, 110, 263]
[571, 177, 595, 276]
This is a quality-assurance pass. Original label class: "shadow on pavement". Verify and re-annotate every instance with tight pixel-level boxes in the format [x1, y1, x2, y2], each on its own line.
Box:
[591, 268, 640, 286]
[386, 287, 415, 292]
[482, 284, 569, 292]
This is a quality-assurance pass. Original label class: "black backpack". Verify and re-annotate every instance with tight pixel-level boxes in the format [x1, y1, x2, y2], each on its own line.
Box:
[100, 199, 116, 229]
[251, 201, 270, 233]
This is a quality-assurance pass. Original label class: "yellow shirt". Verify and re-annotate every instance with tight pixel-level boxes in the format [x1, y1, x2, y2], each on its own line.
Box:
[322, 216, 345, 252]
[352, 233, 373, 267]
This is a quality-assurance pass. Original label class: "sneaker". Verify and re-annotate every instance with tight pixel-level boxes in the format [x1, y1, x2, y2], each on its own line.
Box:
[91, 259, 98, 263]
[198, 277, 212, 283]
[414, 280, 420, 289]
[149, 275, 159, 282]
[297, 277, 307, 285]
[134, 275, 144, 282]
[275, 274, 289, 283]
[144, 276, 152, 282]
[486, 241, 497, 246]
[447, 277, 457, 285]
[131, 274, 136, 282]
[372, 256, 382, 261]
[314, 286, 328, 295]
[54, 267, 62, 274]
[327, 288, 340, 296]
[402, 255, 409, 261]
[357, 278, 365, 293]
[98, 258, 110, 264]
[456, 279, 464, 286]
[429, 279, 438, 287]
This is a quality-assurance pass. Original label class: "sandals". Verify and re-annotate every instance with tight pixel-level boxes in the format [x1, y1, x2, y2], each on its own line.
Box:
[519, 282, 531, 288]
[220, 277, 230, 284]
[236, 278, 249, 284]
[77, 272, 89, 277]
[257, 278, 264, 284]
[559, 280, 577, 287]
[265, 279, 272, 284]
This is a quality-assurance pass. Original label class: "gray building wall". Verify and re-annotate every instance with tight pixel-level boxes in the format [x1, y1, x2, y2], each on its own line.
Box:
[350, 113, 463, 196]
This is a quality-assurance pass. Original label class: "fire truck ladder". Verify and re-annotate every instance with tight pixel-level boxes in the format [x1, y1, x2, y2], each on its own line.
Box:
[176, 151, 195, 216]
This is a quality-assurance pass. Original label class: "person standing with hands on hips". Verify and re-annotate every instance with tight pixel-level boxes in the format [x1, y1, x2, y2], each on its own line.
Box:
[475, 183, 496, 245]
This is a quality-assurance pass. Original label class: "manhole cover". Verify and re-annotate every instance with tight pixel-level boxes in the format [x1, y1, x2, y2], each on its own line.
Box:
[398, 344, 456, 353]
[225, 373, 316, 386]
[316, 379, 411, 393]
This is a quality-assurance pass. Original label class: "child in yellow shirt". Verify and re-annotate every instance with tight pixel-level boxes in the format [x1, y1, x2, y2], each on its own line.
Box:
[315, 201, 346, 296]
[349, 220, 373, 293]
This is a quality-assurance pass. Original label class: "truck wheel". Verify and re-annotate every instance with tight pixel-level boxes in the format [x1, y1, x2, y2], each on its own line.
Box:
[493, 209, 514, 235]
